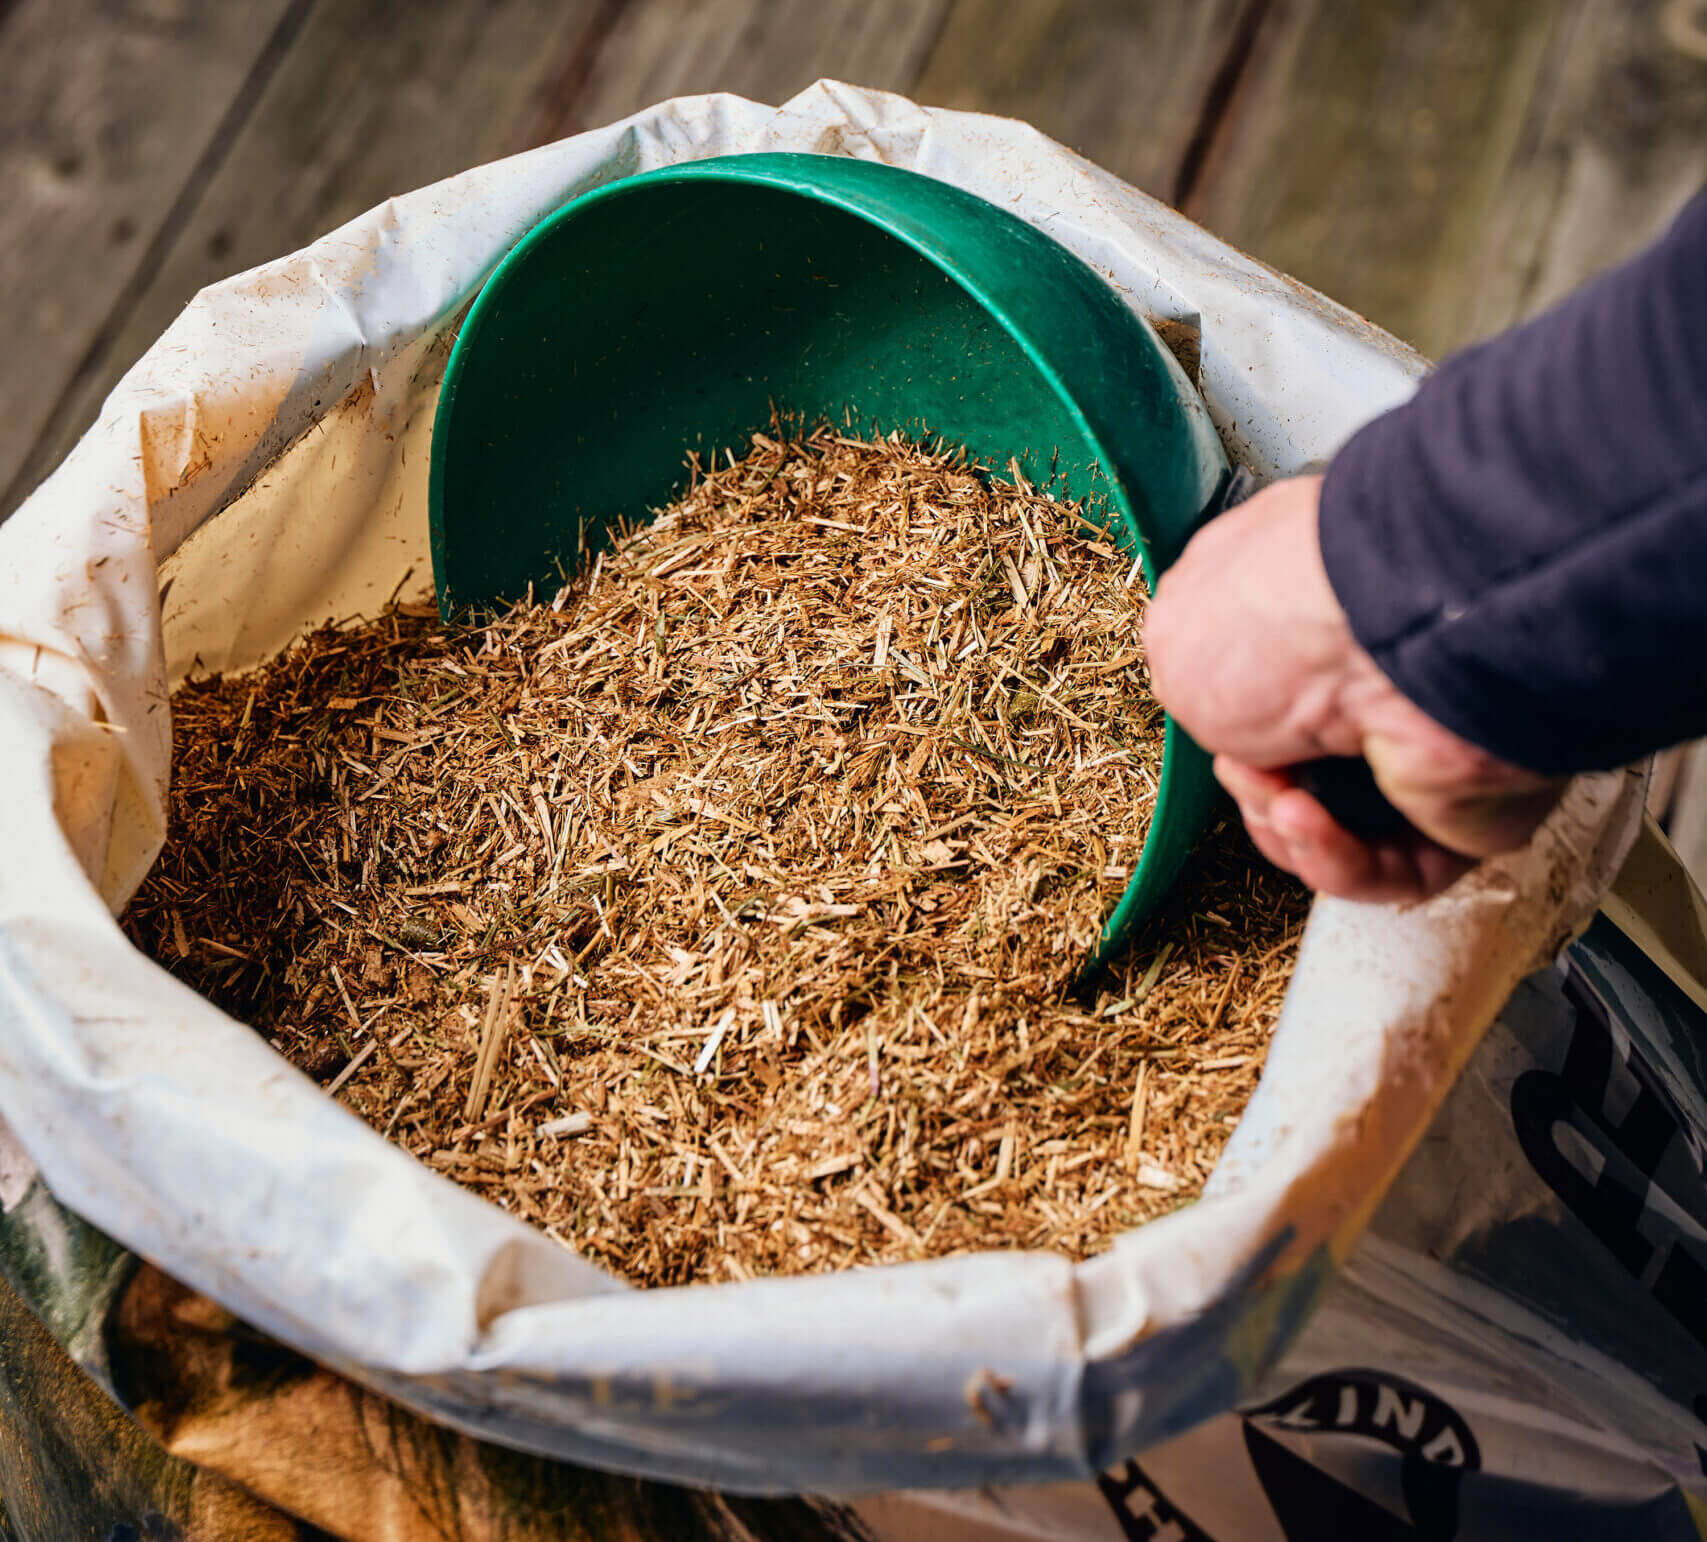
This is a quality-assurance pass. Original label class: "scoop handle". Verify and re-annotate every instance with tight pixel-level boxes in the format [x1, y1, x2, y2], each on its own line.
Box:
[1193, 467, 1418, 845]
[1290, 756, 1416, 843]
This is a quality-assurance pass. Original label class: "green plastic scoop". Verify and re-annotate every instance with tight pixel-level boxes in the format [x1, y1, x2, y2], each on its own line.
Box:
[428, 153, 1228, 965]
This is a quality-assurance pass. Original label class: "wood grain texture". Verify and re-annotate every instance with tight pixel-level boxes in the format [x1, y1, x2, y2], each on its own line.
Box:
[1185, 0, 1572, 357]
[557, 0, 953, 139]
[0, 0, 299, 513]
[912, 0, 1250, 199]
[1188, 0, 1707, 356]
[8, 0, 608, 516]
[1456, 0, 1707, 340]
[10, 0, 958, 517]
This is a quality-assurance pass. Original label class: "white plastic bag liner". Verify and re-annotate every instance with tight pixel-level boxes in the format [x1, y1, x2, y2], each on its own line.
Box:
[0, 82, 1645, 1493]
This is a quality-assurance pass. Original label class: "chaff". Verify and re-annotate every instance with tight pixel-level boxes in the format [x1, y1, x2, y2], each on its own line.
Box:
[126, 428, 1306, 1288]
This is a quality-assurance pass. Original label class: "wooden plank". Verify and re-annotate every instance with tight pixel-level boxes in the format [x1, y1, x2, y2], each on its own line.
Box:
[0, 0, 301, 515]
[7, 0, 611, 516]
[1456, 0, 1707, 339]
[554, 0, 954, 140]
[1189, 0, 1707, 356]
[912, 0, 1251, 201]
[10, 0, 958, 516]
[1184, 0, 1576, 357]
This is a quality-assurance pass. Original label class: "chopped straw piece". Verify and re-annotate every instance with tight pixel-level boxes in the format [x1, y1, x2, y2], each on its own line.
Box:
[125, 428, 1306, 1287]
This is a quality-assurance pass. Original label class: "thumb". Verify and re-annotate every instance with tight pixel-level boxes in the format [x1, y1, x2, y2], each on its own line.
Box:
[1363, 732, 1567, 858]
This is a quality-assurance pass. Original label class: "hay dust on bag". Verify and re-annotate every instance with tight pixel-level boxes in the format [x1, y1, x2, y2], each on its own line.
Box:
[124, 429, 1306, 1288]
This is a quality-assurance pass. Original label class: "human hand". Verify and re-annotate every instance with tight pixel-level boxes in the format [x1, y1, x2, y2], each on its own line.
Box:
[1141, 475, 1566, 902]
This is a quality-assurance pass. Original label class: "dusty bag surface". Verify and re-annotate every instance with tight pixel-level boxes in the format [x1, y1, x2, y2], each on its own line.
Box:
[0, 81, 1644, 1494]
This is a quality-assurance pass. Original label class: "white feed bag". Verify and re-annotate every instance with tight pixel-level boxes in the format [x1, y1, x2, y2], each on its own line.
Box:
[0, 82, 1641, 1492]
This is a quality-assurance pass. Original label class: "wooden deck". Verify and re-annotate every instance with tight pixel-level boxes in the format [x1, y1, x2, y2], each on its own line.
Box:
[5, 0, 1707, 842]
[8, 0, 1707, 521]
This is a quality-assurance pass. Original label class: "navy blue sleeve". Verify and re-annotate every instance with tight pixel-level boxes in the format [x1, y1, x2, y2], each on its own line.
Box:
[1317, 187, 1707, 776]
